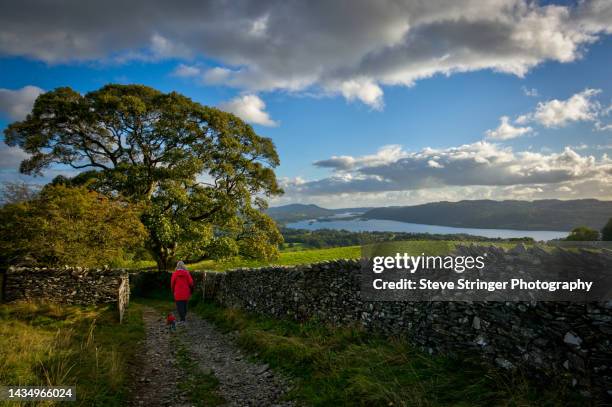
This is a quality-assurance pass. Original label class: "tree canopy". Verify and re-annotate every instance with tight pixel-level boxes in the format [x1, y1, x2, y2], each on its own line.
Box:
[0, 184, 146, 267]
[565, 226, 600, 241]
[4, 84, 283, 269]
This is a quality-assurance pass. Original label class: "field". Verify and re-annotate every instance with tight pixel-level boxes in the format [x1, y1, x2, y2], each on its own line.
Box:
[127, 240, 523, 272]
[189, 245, 361, 270]
[0, 301, 145, 407]
[187, 240, 522, 271]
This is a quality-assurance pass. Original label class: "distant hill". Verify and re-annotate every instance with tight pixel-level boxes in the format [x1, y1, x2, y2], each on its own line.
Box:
[266, 204, 371, 223]
[363, 199, 612, 231]
[266, 204, 335, 222]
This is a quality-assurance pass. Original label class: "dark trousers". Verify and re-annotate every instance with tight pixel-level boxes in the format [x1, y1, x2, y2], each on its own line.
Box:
[176, 300, 188, 321]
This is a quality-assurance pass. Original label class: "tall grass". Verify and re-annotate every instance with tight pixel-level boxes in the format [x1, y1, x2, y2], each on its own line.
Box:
[0, 301, 145, 407]
[193, 301, 583, 407]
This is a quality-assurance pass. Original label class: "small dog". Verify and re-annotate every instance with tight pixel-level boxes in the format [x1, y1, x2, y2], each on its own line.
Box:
[166, 312, 176, 332]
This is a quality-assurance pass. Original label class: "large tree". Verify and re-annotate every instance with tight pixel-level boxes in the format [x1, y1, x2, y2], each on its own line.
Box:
[4, 84, 283, 270]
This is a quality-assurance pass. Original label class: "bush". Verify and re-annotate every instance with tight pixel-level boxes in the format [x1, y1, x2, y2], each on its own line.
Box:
[565, 226, 599, 241]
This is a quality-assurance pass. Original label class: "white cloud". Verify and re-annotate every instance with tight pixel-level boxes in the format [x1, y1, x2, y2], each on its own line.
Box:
[0, 1, 610, 108]
[172, 63, 201, 78]
[218, 94, 278, 127]
[517, 88, 602, 128]
[485, 116, 533, 140]
[314, 145, 407, 171]
[0, 85, 44, 120]
[522, 86, 539, 97]
[427, 160, 444, 168]
[334, 79, 384, 110]
[595, 122, 612, 131]
[284, 142, 612, 202]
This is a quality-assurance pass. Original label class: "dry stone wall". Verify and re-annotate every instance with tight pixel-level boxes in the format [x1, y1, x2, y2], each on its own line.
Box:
[3, 266, 130, 321]
[201, 246, 612, 398]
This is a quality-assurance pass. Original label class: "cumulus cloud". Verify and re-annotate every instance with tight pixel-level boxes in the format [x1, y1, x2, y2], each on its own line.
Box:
[218, 94, 278, 126]
[485, 116, 533, 140]
[286, 142, 612, 202]
[0, 85, 44, 120]
[0, 1, 610, 108]
[314, 145, 407, 171]
[518, 88, 602, 127]
[334, 79, 384, 110]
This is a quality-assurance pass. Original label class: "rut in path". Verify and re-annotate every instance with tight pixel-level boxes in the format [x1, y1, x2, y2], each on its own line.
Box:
[130, 306, 294, 407]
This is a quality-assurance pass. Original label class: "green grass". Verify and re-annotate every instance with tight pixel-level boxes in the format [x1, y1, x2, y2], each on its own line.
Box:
[188, 245, 362, 271]
[172, 338, 225, 406]
[193, 301, 582, 407]
[123, 240, 525, 272]
[0, 301, 145, 407]
[188, 240, 523, 271]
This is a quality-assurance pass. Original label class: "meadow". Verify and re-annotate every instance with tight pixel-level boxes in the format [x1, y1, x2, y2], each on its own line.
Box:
[126, 240, 522, 272]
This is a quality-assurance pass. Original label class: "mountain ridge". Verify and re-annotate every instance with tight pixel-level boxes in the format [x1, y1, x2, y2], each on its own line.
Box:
[268, 200, 612, 231]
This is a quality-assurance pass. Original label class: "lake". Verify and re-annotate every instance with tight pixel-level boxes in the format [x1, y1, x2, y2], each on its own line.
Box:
[285, 218, 568, 241]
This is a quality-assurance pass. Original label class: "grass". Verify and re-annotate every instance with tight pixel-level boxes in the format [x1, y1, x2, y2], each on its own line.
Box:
[187, 240, 523, 271]
[193, 301, 583, 407]
[0, 301, 145, 407]
[172, 338, 225, 406]
[188, 245, 362, 271]
[123, 240, 526, 272]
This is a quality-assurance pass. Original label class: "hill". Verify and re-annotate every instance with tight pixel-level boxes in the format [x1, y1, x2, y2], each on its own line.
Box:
[266, 204, 371, 223]
[266, 204, 336, 222]
[363, 199, 612, 231]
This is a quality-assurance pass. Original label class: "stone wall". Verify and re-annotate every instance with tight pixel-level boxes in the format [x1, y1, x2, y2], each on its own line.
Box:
[202, 246, 612, 398]
[3, 266, 130, 322]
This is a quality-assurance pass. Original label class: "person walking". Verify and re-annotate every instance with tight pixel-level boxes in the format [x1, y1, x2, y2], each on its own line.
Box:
[171, 260, 194, 324]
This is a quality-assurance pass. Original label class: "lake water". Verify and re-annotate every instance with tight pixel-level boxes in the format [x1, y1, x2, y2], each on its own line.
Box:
[285, 218, 568, 241]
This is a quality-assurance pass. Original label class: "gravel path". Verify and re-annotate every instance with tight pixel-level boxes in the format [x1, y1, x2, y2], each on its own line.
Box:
[129, 307, 191, 407]
[130, 306, 294, 407]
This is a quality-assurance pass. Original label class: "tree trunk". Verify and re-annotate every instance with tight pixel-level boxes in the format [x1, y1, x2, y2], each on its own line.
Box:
[147, 238, 176, 271]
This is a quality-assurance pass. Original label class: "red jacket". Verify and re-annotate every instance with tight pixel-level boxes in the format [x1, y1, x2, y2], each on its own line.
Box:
[171, 269, 194, 301]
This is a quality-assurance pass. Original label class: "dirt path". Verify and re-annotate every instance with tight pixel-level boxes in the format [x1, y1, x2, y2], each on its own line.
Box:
[130, 306, 294, 407]
[129, 307, 191, 407]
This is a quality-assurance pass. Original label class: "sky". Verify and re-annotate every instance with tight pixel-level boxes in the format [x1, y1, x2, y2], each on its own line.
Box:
[0, 0, 611, 208]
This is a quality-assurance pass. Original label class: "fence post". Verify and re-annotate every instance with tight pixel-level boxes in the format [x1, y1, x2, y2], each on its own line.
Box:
[117, 273, 130, 323]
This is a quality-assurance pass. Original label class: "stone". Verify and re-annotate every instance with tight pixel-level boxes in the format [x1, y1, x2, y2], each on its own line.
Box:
[495, 358, 514, 369]
[564, 332, 583, 347]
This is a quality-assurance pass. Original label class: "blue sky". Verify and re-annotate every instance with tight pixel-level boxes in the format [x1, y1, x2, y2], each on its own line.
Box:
[0, 0, 611, 207]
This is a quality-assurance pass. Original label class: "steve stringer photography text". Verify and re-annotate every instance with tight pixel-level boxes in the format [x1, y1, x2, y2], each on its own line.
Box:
[371, 253, 594, 293]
